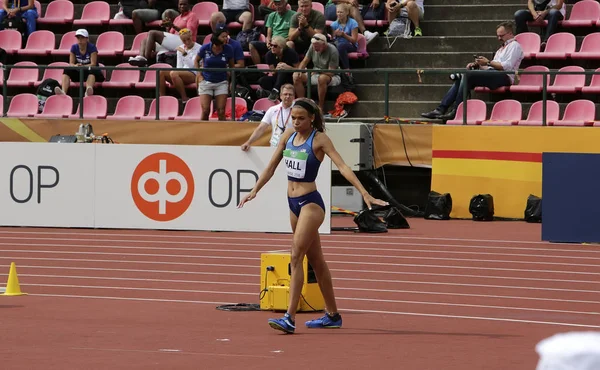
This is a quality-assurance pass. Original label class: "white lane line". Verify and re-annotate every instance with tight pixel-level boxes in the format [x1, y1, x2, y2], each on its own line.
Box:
[70, 347, 275, 359]
[3, 249, 598, 268]
[28, 293, 600, 329]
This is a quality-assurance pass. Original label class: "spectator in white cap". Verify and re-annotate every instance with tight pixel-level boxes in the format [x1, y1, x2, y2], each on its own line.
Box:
[55, 29, 105, 97]
[293, 33, 341, 113]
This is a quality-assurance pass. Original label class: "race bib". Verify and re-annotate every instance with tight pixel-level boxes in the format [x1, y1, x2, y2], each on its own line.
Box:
[270, 130, 281, 147]
[283, 149, 308, 179]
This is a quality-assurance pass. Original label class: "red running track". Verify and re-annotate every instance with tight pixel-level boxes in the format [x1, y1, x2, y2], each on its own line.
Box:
[0, 217, 598, 370]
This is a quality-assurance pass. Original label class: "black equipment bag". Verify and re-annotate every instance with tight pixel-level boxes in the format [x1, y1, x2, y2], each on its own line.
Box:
[37, 78, 61, 98]
[524, 194, 542, 223]
[383, 207, 410, 229]
[353, 209, 388, 233]
[469, 194, 495, 221]
[424, 191, 452, 220]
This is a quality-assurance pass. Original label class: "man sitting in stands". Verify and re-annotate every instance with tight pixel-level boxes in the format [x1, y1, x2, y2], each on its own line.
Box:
[293, 33, 341, 113]
[249, 0, 295, 65]
[220, 0, 253, 31]
[129, 0, 197, 67]
[514, 0, 565, 48]
[258, 36, 299, 101]
[288, 0, 325, 55]
[0, 0, 38, 38]
[421, 21, 524, 121]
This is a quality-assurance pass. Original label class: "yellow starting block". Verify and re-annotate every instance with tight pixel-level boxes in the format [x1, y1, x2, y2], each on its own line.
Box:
[260, 252, 325, 312]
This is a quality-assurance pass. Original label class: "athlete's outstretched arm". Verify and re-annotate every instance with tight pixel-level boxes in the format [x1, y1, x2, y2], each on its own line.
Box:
[319, 133, 389, 209]
[238, 128, 295, 208]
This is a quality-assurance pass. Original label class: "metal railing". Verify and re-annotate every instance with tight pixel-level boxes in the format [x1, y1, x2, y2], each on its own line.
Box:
[0, 64, 597, 124]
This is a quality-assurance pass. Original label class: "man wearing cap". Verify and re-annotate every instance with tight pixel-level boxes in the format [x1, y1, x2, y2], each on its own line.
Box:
[293, 33, 341, 112]
[249, 0, 295, 65]
[288, 0, 325, 55]
[0, 0, 38, 37]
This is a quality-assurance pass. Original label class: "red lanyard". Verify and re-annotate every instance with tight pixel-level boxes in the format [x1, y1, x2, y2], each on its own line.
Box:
[277, 106, 291, 133]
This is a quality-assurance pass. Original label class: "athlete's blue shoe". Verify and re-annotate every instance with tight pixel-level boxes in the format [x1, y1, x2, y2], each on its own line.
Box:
[268, 313, 296, 334]
[305, 313, 343, 329]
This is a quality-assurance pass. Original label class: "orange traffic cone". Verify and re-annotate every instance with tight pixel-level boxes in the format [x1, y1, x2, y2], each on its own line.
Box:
[2, 262, 27, 296]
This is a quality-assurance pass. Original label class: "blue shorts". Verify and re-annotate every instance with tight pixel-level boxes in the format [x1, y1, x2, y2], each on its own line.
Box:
[288, 190, 325, 218]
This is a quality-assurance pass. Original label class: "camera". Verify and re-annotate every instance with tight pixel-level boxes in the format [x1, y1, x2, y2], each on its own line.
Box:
[450, 73, 462, 81]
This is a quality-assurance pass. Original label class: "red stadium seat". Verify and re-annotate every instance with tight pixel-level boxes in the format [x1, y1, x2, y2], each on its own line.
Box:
[5, 61, 39, 87]
[446, 99, 487, 125]
[124, 32, 148, 58]
[73, 1, 110, 26]
[481, 99, 522, 126]
[581, 68, 600, 94]
[35, 95, 73, 118]
[145, 96, 179, 120]
[0, 29, 22, 54]
[18, 30, 55, 56]
[69, 95, 108, 119]
[175, 97, 203, 121]
[193, 2, 219, 26]
[253, 97, 278, 112]
[518, 100, 560, 126]
[546, 66, 585, 94]
[551, 99, 595, 126]
[510, 65, 549, 93]
[135, 63, 173, 88]
[570, 33, 600, 60]
[96, 31, 125, 57]
[102, 63, 140, 88]
[348, 33, 369, 60]
[228, 4, 254, 29]
[107, 95, 146, 120]
[37, 0, 74, 25]
[535, 32, 576, 59]
[560, 0, 600, 27]
[6, 93, 39, 118]
[514, 32, 540, 59]
[51, 31, 77, 56]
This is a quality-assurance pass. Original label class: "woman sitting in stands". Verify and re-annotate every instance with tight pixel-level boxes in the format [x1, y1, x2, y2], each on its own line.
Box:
[159, 28, 201, 103]
[54, 29, 105, 97]
[329, 4, 358, 70]
[194, 24, 235, 121]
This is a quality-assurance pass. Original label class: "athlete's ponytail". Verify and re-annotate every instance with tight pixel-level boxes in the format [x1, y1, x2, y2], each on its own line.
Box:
[293, 98, 325, 132]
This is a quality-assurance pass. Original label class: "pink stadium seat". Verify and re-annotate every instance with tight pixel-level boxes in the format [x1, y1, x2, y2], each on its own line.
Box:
[193, 2, 219, 26]
[546, 66, 585, 94]
[102, 63, 140, 88]
[6, 93, 39, 118]
[73, 1, 110, 26]
[518, 100, 560, 126]
[510, 65, 549, 93]
[363, 7, 389, 27]
[5, 61, 39, 87]
[253, 97, 278, 111]
[34, 0, 41, 14]
[209, 97, 248, 121]
[570, 33, 600, 59]
[69, 95, 108, 119]
[446, 99, 487, 125]
[35, 62, 69, 87]
[560, 0, 600, 27]
[312, 2, 325, 15]
[228, 4, 254, 29]
[35, 95, 73, 118]
[51, 31, 77, 56]
[107, 95, 146, 120]
[348, 34, 369, 60]
[244, 34, 266, 58]
[145, 96, 179, 120]
[37, 0, 74, 25]
[175, 97, 203, 121]
[202, 34, 211, 45]
[581, 68, 600, 94]
[0, 29, 22, 54]
[481, 100, 522, 125]
[96, 31, 125, 57]
[124, 32, 148, 57]
[551, 99, 595, 126]
[514, 32, 540, 59]
[535, 32, 576, 59]
[17, 30, 55, 56]
[135, 63, 173, 88]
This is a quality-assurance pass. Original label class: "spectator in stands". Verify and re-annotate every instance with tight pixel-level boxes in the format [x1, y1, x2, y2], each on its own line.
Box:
[421, 21, 524, 120]
[288, 0, 326, 55]
[132, 0, 177, 34]
[0, 0, 38, 37]
[249, 0, 295, 65]
[195, 26, 235, 121]
[386, 0, 423, 36]
[293, 33, 341, 113]
[220, 0, 253, 31]
[54, 29, 105, 97]
[258, 0, 276, 19]
[259, 35, 299, 101]
[514, 0, 565, 46]
[129, 0, 198, 67]
[159, 28, 201, 103]
[241, 83, 296, 150]
[324, 0, 379, 44]
[330, 4, 358, 70]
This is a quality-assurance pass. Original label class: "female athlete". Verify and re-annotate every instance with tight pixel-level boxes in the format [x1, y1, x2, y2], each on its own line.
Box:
[238, 98, 388, 334]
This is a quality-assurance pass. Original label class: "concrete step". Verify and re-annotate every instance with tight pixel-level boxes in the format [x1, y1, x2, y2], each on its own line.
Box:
[367, 36, 498, 53]
[425, 4, 523, 21]
[366, 51, 496, 68]
[420, 20, 507, 36]
[355, 84, 452, 101]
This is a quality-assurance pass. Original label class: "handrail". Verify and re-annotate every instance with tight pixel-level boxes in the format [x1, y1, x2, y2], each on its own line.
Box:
[1, 64, 597, 124]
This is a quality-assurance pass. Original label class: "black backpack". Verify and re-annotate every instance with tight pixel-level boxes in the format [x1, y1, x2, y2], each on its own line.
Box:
[36, 78, 61, 113]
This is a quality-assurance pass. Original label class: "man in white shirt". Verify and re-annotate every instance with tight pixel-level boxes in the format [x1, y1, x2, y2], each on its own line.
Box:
[241, 84, 296, 150]
[514, 0, 565, 45]
[421, 21, 524, 120]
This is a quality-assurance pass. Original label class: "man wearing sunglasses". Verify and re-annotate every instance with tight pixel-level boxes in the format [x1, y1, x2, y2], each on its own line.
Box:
[421, 21, 524, 121]
[250, 0, 295, 65]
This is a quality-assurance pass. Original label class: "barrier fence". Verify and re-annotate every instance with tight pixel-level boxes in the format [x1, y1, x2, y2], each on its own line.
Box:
[0, 64, 597, 124]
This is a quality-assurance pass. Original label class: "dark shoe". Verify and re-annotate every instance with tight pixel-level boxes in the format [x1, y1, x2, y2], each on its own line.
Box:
[439, 108, 457, 120]
[421, 108, 445, 119]
[268, 88, 279, 102]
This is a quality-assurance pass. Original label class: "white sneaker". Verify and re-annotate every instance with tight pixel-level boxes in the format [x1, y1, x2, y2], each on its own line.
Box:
[85, 86, 93, 97]
[54, 87, 65, 95]
[364, 30, 378, 45]
[128, 55, 148, 66]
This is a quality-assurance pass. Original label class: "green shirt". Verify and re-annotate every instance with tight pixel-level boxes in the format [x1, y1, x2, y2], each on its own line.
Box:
[266, 9, 296, 38]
